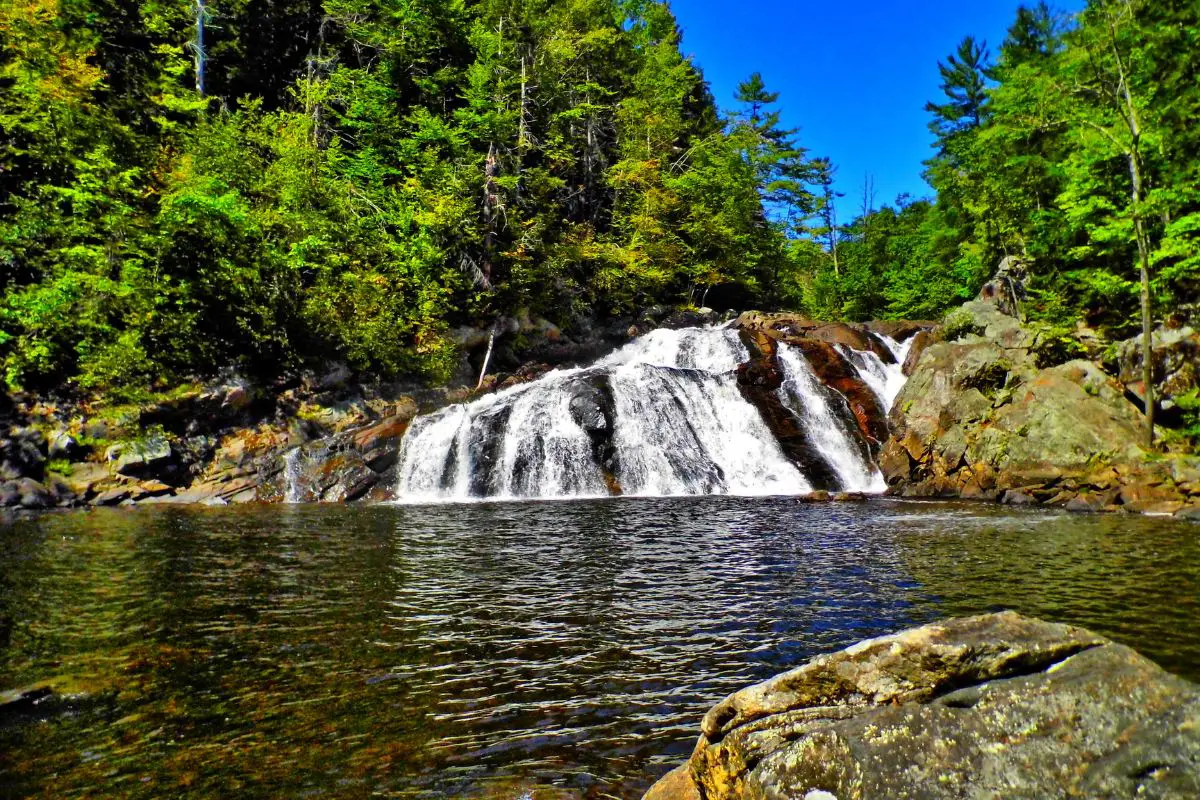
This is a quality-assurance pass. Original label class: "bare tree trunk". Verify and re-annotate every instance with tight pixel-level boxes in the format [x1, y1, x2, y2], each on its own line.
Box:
[194, 0, 206, 95]
[481, 142, 499, 287]
[476, 322, 498, 391]
[1135, 209, 1155, 447]
[1108, 6, 1155, 448]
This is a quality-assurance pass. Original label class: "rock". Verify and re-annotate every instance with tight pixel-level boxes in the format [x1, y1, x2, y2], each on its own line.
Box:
[0, 426, 47, 481]
[901, 329, 934, 376]
[1001, 488, 1038, 506]
[312, 362, 353, 391]
[1117, 326, 1199, 423]
[884, 283, 1151, 501]
[646, 612, 1200, 800]
[57, 461, 110, 501]
[975, 253, 1030, 317]
[47, 430, 84, 461]
[105, 436, 178, 482]
[644, 765, 700, 800]
[863, 320, 937, 342]
[787, 339, 888, 452]
[91, 486, 132, 506]
[0, 481, 19, 507]
[1065, 492, 1117, 513]
[806, 323, 895, 364]
[1177, 505, 1200, 521]
[735, 332, 851, 490]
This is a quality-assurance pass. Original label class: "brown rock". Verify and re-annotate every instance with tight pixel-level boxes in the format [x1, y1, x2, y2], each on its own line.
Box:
[901, 329, 934, 376]
[646, 612, 1200, 800]
[643, 765, 700, 800]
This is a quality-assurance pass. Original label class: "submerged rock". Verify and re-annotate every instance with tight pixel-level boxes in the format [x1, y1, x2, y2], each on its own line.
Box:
[644, 612, 1200, 800]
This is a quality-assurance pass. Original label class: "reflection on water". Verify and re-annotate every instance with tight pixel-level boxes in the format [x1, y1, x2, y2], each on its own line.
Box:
[1, 499, 1197, 798]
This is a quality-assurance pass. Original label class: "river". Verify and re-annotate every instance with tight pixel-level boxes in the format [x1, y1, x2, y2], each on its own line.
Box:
[2, 499, 1197, 798]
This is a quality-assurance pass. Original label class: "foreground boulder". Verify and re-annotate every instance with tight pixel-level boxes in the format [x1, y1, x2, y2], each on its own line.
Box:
[645, 612, 1200, 800]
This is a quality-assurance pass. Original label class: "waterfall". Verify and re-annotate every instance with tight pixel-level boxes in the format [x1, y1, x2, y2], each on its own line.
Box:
[836, 333, 912, 412]
[283, 447, 304, 503]
[775, 344, 884, 493]
[392, 326, 912, 503]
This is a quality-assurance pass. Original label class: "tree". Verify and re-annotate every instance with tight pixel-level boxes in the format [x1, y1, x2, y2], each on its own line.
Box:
[925, 36, 993, 148]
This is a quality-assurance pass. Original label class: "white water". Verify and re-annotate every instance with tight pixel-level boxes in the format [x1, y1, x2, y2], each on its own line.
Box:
[775, 344, 885, 493]
[837, 333, 912, 412]
[391, 326, 911, 503]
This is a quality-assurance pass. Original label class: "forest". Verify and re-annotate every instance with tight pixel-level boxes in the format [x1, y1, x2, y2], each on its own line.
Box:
[0, 0, 1196, 400]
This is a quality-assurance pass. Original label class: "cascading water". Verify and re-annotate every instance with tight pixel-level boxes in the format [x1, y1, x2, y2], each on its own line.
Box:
[392, 326, 912, 503]
[775, 344, 884, 493]
[836, 333, 912, 412]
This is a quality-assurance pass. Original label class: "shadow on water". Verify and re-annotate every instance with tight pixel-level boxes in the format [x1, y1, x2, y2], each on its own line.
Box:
[1, 499, 1197, 797]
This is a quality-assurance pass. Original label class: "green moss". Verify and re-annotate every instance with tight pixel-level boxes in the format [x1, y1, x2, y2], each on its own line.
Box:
[46, 458, 73, 476]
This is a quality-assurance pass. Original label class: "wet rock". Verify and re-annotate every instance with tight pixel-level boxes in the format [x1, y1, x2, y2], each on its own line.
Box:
[645, 612, 1200, 800]
[91, 486, 132, 506]
[0, 478, 54, 509]
[1001, 488, 1038, 506]
[788, 339, 889, 451]
[105, 436, 179, 482]
[735, 332, 843, 490]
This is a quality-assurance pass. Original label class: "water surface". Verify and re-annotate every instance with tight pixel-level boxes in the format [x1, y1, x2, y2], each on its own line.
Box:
[2, 499, 1197, 798]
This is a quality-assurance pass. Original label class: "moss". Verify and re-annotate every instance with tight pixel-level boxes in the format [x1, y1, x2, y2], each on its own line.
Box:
[942, 307, 982, 341]
[46, 458, 73, 476]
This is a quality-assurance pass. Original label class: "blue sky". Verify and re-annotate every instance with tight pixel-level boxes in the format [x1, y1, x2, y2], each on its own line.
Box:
[669, 0, 1085, 222]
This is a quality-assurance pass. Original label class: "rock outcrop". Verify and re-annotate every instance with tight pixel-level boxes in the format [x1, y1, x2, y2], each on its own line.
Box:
[644, 612, 1200, 800]
[1117, 325, 1199, 424]
[882, 278, 1200, 517]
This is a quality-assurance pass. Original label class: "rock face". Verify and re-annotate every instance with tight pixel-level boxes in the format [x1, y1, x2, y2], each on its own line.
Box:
[1118, 326, 1199, 424]
[644, 612, 1200, 800]
[881, 280, 1200, 516]
[733, 322, 885, 489]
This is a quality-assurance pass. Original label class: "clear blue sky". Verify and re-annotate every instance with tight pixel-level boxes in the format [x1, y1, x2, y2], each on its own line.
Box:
[670, 0, 1085, 222]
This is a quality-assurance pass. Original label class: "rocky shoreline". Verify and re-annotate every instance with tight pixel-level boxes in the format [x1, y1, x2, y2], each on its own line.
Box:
[1, 274, 1198, 517]
[643, 612, 1200, 800]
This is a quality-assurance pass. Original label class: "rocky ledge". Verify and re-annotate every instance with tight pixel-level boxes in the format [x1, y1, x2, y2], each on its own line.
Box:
[645, 611, 1200, 800]
[881, 262, 1200, 520]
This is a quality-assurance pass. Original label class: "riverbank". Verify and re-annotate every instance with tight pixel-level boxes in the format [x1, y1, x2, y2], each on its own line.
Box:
[1, 275, 1197, 516]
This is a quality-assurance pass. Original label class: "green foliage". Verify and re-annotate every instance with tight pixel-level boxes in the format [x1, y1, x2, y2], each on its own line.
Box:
[0, 0, 834, 398]
[942, 308, 983, 341]
[1173, 389, 1200, 447]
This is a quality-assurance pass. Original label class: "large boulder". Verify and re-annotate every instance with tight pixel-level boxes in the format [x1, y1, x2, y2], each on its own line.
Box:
[645, 612, 1200, 800]
[0, 426, 46, 481]
[104, 436, 180, 483]
[1117, 326, 1199, 423]
[877, 267, 1200, 511]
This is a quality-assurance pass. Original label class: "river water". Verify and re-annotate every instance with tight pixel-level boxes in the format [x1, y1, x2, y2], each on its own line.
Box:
[2, 500, 1198, 798]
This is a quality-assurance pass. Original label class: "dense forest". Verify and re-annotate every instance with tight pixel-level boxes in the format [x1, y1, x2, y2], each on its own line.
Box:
[0, 0, 1196, 400]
